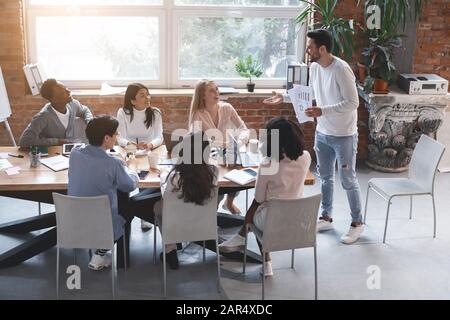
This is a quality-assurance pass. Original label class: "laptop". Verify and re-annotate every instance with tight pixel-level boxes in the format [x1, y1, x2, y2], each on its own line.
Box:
[228, 133, 262, 167]
[163, 131, 183, 154]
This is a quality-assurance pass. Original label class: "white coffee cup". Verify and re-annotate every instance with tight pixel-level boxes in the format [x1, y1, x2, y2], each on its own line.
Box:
[249, 139, 259, 153]
[147, 151, 159, 169]
[125, 143, 137, 156]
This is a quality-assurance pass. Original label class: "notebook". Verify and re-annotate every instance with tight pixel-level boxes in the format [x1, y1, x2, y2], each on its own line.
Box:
[39, 155, 70, 172]
[223, 168, 257, 185]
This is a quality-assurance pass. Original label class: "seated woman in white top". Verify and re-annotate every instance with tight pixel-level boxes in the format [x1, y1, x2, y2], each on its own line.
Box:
[117, 83, 163, 230]
[218, 117, 311, 277]
[189, 79, 249, 215]
[154, 131, 218, 270]
[117, 83, 163, 151]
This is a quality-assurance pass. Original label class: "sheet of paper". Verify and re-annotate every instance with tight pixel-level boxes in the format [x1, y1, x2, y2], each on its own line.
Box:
[39, 155, 70, 171]
[0, 159, 13, 170]
[0, 153, 9, 159]
[287, 84, 314, 123]
[5, 166, 21, 176]
[100, 83, 126, 96]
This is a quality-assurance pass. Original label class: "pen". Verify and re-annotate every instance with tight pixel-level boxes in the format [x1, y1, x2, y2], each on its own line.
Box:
[8, 153, 24, 158]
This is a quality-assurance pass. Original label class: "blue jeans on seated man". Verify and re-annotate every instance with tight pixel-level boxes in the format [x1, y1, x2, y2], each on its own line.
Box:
[314, 132, 362, 223]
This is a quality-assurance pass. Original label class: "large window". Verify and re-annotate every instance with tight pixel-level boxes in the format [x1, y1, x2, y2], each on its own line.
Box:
[26, 0, 306, 89]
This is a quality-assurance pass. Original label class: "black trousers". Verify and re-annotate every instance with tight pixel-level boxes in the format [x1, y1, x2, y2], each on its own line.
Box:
[117, 188, 162, 268]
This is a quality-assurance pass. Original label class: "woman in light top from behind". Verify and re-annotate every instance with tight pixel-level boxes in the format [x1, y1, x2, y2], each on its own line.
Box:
[117, 83, 163, 151]
[189, 79, 249, 214]
[117, 83, 163, 230]
[218, 117, 312, 277]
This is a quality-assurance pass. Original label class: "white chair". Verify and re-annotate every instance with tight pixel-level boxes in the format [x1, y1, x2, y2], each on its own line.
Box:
[153, 186, 220, 298]
[243, 194, 321, 300]
[364, 134, 445, 243]
[52, 193, 127, 300]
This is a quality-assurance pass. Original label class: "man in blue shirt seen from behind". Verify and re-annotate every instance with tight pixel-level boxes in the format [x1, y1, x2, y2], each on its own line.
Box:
[68, 115, 139, 270]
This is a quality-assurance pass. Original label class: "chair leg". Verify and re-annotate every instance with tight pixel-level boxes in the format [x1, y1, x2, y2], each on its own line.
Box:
[56, 247, 60, 300]
[291, 249, 295, 269]
[111, 248, 116, 300]
[314, 245, 318, 300]
[216, 240, 221, 293]
[163, 244, 167, 298]
[38, 202, 42, 216]
[203, 241, 206, 263]
[153, 225, 157, 265]
[409, 196, 413, 220]
[243, 232, 248, 274]
[262, 251, 265, 300]
[122, 233, 127, 271]
[383, 200, 392, 244]
[363, 186, 370, 224]
[432, 194, 437, 238]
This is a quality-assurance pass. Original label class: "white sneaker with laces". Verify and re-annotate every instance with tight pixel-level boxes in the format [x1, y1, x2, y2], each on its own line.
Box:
[340, 224, 364, 244]
[260, 261, 274, 277]
[316, 218, 333, 232]
[140, 219, 153, 231]
[88, 253, 112, 271]
[218, 234, 245, 253]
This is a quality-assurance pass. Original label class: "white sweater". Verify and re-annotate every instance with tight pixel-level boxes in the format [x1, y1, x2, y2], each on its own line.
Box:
[284, 57, 359, 136]
[310, 57, 359, 136]
[117, 107, 163, 148]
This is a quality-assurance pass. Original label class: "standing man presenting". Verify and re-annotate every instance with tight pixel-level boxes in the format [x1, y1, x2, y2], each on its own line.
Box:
[264, 29, 363, 244]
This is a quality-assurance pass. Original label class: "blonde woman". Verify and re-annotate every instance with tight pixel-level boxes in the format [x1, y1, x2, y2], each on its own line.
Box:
[189, 79, 249, 214]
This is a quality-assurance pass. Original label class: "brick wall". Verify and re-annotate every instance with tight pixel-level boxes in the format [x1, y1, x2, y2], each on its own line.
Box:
[0, 0, 446, 162]
[412, 0, 450, 81]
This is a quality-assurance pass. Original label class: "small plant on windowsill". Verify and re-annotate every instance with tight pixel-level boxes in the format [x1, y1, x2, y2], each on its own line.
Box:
[235, 55, 263, 92]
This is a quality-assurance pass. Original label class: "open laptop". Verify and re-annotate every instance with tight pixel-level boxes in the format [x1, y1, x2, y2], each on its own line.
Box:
[228, 133, 262, 167]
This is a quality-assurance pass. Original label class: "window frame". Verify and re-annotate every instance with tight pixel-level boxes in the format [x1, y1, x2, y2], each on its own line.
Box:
[25, 0, 307, 89]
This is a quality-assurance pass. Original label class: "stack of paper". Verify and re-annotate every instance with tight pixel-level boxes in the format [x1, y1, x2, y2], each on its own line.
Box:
[0, 159, 13, 170]
[224, 168, 257, 186]
[287, 84, 314, 123]
[40, 155, 69, 172]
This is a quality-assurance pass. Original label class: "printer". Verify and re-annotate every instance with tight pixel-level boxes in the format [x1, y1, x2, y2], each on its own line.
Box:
[398, 74, 448, 95]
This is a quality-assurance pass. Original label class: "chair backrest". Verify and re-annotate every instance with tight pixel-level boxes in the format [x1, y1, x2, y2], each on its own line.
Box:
[409, 134, 445, 193]
[262, 194, 321, 253]
[52, 193, 114, 250]
[161, 184, 219, 245]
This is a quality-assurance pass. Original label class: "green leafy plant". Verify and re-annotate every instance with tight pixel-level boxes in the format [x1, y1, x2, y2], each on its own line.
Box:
[235, 55, 263, 83]
[296, 0, 357, 61]
[359, 0, 422, 92]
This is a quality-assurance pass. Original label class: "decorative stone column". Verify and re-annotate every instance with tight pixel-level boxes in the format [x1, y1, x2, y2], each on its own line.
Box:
[359, 86, 449, 172]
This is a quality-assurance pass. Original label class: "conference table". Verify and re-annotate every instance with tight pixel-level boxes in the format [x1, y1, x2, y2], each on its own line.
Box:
[0, 145, 315, 269]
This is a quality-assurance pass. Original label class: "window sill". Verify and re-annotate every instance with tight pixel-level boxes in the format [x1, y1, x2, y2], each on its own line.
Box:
[70, 88, 286, 97]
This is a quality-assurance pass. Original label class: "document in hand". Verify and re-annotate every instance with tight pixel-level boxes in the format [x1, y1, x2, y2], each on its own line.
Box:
[224, 168, 257, 186]
[39, 155, 70, 172]
[287, 84, 314, 123]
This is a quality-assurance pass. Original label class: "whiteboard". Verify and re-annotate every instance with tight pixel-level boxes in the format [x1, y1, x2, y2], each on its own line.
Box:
[0, 66, 12, 121]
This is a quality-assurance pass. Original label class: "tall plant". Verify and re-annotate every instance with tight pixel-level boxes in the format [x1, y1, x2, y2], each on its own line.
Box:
[296, 0, 356, 61]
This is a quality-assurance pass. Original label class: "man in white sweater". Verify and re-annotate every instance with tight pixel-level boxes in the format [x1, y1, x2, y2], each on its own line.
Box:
[264, 29, 363, 244]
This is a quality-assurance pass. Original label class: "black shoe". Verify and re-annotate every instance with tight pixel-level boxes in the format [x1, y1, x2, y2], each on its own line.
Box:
[176, 243, 183, 250]
[160, 251, 179, 270]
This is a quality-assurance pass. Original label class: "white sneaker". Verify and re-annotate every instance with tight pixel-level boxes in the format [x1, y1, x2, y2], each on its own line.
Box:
[140, 219, 153, 231]
[316, 218, 333, 232]
[260, 261, 274, 277]
[340, 224, 364, 244]
[88, 253, 112, 271]
[218, 234, 245, 253]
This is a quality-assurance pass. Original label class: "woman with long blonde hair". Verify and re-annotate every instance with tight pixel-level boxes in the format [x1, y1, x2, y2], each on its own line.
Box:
[189, 79, 249, 214]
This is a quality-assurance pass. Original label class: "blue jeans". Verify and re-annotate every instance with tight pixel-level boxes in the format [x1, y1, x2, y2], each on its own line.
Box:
[314, 132, 362, 223]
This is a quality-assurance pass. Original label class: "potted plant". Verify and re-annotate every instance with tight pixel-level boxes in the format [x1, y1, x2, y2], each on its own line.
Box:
[235, 55, 263, 92]
[296, 0, 357, 61]
[362, 32, 403, 93]
[359, 0, 422, 93]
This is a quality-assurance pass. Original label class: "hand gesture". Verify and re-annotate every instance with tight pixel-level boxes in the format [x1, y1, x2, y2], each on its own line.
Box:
[263, 91, 283, 105]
